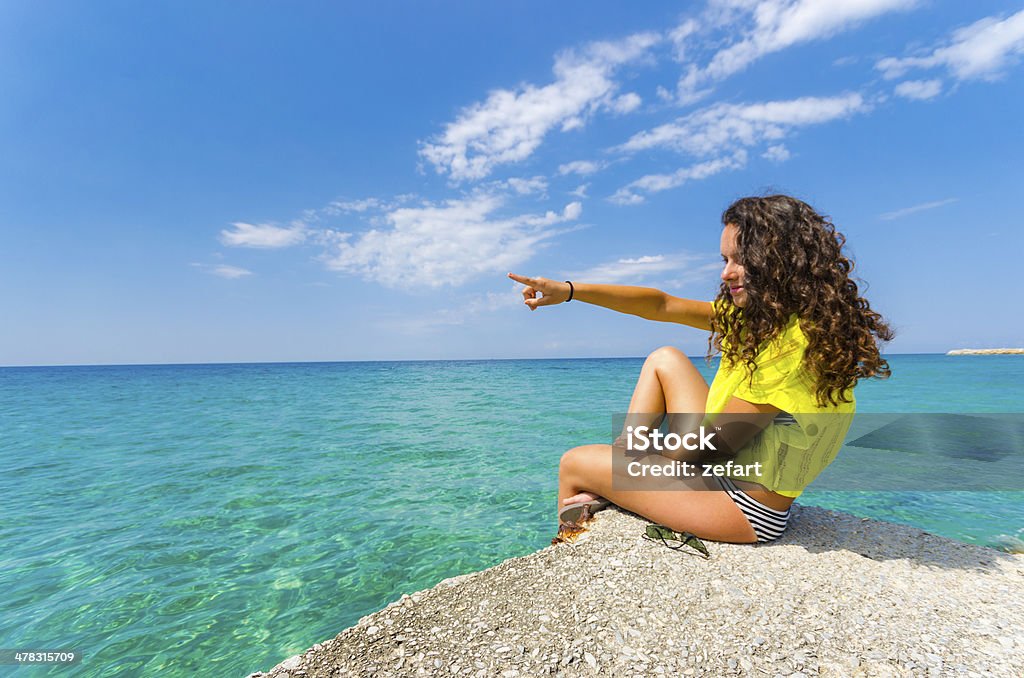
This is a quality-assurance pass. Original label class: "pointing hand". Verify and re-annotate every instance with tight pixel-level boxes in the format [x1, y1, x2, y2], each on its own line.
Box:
[507, 272, 572, 311]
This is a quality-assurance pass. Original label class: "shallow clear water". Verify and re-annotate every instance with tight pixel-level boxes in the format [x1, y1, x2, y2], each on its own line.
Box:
[0, 355, 1021, 676]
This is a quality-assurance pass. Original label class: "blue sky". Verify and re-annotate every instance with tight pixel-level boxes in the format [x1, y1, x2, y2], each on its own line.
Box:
[2, 0, 1023, 366]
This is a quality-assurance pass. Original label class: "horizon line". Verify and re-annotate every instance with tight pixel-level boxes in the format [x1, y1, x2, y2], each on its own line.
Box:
[0, 351, 984, 369]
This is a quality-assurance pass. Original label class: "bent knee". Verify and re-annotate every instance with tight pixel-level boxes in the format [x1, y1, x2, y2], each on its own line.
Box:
[560, 444, 604, 471]
[560, 445, 588, 467]
[645, 345, 690, 369]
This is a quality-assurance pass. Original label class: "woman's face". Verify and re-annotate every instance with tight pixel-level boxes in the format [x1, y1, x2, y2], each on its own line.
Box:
[720, 223, 748, 307]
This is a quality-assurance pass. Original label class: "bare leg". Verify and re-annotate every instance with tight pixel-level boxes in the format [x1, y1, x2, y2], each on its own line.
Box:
[626, 345, 709, 415]
[559, 443, 758, 543]
[555, 347, 757, 542]
[562, 347, 710, 506]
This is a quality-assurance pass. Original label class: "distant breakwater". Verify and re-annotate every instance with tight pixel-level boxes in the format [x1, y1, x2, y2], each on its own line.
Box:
[947, 348, 1024, 355]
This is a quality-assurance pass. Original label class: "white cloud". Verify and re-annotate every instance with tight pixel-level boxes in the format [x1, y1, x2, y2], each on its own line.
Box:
[610, 152, 748, 205]
[609, 190, 645, 206]
[325, 198, 382, 214]
[419, 31, 661, 180]
[558, 160, 605, 176]
[876, 10, 1024, 82]
[213, 265, 253, 279]
[610, 93, 862, 203]
[322, 195, 584, 288]
[220, 222, 306, 248]
[610, 92, 643, 114]
[893, 78, 943, 100]
[192, 262, 254, 278]
[561, 201, 583, 220]
[619, 93, 866, 156]
[322, 195, 418, 217]
[762, 144, 791, 162]
[675, 0, 917, 100]
[879, 197, 957, 221]
[668, 18, 700, 62]
[503, 176, 549, 195]
[569, 183, 590, 198]
[568, 252, 719, 286]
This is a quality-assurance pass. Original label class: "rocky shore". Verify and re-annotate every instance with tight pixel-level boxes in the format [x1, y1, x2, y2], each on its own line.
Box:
[248, 506, 1023, 677]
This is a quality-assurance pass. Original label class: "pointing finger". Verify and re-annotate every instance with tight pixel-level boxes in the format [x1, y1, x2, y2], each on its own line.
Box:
[507, 272, 536, 286]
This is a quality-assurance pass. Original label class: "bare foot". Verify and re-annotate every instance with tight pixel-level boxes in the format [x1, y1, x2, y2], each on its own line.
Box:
[562, 491, 602, 506]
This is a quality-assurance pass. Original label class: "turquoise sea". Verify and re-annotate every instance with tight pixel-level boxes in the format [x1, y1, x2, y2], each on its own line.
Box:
[1, 354, 1022, 676]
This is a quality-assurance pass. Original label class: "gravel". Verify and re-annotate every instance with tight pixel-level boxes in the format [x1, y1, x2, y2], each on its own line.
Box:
[246, 505, 1024, 677]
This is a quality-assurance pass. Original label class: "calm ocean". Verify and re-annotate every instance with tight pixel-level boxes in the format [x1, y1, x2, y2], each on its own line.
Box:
[1, 355, 1022, 676]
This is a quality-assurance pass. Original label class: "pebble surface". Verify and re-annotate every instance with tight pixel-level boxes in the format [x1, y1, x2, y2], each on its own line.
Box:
[247, 505, 1024, 677]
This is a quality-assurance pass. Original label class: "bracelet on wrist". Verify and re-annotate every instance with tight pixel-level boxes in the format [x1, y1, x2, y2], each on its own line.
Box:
[565, 280, 574, 302]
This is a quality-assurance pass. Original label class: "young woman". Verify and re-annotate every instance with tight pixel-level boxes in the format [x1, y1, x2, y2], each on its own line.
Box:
[509, 195, 893, 544]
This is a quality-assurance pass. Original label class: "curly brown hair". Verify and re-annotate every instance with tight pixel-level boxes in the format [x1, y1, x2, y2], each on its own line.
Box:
[708, 195, 894, 407]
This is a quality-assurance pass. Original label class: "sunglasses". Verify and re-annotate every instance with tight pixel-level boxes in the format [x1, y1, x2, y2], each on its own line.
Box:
[642, 524, 710, 559]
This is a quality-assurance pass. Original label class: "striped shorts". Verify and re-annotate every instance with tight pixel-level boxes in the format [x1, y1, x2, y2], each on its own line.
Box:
[717, 475, 790, 543]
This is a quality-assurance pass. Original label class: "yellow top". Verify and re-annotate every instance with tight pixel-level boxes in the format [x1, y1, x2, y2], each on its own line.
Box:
[704, 309, 855, 498]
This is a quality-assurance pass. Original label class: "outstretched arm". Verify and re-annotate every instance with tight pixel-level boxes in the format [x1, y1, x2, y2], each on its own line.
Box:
[507, 273, 714, 331]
